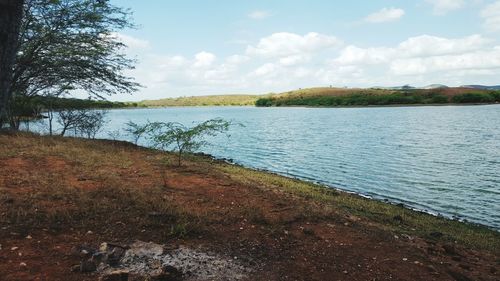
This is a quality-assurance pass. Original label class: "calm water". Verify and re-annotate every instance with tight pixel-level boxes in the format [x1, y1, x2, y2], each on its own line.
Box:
[32, 105, 500, 229]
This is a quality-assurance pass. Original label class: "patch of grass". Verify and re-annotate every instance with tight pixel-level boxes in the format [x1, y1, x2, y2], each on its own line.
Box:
[214, 163, 500, 252]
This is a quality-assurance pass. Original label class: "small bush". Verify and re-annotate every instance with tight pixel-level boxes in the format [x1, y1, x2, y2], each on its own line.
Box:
[452, 93, 495, 103]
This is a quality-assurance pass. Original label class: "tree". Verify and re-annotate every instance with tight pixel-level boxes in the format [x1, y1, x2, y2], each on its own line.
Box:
[147, 118, 232, 166]
[7, 0, 139, 129]
[76, 110, 107, 139]
[0, 0, 24, 128]
[124, 120, 148, 145]
[57, 108, 107, 138]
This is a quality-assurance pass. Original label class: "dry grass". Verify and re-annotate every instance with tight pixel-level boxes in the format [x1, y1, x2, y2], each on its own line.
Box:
[213, 162, 500, 252]
[1, 132, 499, 253]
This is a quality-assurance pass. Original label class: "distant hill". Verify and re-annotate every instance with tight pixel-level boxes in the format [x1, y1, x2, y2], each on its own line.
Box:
[255, 87, 500, 107]
[421, 84, 449, 89]
[137, 86, 500, 107]
[461, 85, 500, 90]
[138, 94, 262, 107]
[372, 85, 416, 90]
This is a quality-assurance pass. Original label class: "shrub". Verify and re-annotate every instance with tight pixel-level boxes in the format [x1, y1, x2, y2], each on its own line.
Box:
[452, 93, 495, 103]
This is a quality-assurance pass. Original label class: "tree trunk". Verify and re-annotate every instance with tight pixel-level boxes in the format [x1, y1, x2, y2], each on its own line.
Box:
[48, 109, 53, 136]
[177, 150, 182, 166]
[0, 0, 24, 129]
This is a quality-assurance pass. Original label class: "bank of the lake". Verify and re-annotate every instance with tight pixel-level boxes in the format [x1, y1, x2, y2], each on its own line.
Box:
[0, 132, 499, 281]
[27, 105, 500, 231]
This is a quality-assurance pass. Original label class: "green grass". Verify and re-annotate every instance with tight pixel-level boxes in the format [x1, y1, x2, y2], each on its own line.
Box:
[213, 162, 500, 252]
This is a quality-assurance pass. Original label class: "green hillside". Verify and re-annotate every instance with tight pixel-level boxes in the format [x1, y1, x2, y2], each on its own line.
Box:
[139, 94, 262, 107]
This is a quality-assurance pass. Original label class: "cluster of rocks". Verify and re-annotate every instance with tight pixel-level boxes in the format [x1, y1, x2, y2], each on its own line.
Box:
[73, 242, 182, 281]
[72, 241, 250, 281]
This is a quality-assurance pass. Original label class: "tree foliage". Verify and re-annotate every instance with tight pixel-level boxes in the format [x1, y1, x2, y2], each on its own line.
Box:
[57, 108, 107, 138]
[145, 118, 232, 166]
[0, 0, 25, 128]
[7, 0, 139, 128]
[124, 120, 149, 145]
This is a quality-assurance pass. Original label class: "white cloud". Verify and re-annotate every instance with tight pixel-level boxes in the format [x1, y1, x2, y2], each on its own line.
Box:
[425, 0, 465, 15]
[364, 7, 405, 23]
[279, 54, 310, 66]
[335, 34, 490, 65]
[398, 34, 490, 56]
[390, 48, 500, 75]
[248, 10, 271, 20]
[481, 1, 500, 32]
[253, 63, 278, 76]
[246, 32, 342, 58]
[115, 32, 500, 101]
[334, 46, 393, 65]
[225, 55, 250, 64]
[110, 32, 150, 49]
[193, 51, 216, 68]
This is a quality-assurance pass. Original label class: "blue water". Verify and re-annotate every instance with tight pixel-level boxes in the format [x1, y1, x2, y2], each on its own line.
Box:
[31, 105, 500, 229]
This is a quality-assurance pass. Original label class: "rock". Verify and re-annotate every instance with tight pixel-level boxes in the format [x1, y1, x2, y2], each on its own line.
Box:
[426, 265, 438, 273]
[459, 264, 471, 271]
[19, 262, 27, 267]
[80, 260, 97, 273]
[92, 251, 106, 264]
[100, 242, 110, 252]
[108, 247, 126, 266]
[302, 228, 314, 236]
[99, 270, 129, 281]
[442, 244, 460, 256]
[71, 264, 81, 272]
[447, 270, 472, 281]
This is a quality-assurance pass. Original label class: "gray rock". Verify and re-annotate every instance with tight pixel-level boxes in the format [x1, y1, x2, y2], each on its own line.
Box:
[80, 260, 97, 273]
[99, 270, 129, 281]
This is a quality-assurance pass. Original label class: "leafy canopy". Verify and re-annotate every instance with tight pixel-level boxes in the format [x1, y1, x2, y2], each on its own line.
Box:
[145, 118, 232, 166]
[13, 0, 140, 99]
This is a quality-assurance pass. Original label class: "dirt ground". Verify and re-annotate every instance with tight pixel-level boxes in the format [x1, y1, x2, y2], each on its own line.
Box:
[0, 133, 498, 280]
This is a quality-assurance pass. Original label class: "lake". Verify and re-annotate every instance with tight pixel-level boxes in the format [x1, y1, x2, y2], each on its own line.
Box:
[31, 105, 500, 229]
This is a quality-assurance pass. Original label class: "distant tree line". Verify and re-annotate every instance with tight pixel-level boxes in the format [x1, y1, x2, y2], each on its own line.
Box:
[256, 91, 500, 107]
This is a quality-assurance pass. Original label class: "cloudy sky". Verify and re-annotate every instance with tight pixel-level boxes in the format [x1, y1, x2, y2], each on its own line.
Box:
[111, 0, 500, 101]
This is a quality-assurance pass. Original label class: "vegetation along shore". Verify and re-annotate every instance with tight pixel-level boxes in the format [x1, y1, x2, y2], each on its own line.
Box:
[135, 87, 500, 108]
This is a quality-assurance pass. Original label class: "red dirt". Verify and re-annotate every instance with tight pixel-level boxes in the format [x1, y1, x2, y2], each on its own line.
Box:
[0, 135, 498, 281]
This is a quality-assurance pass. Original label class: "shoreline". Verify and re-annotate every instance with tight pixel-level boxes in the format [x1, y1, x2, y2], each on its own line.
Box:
[197, 152, 499, 232]
[107, 102, 500, 110]
[1, 132, 499, 280]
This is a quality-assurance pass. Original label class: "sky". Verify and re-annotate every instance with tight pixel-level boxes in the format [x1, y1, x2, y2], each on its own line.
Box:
[109, 0, 500, 101]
